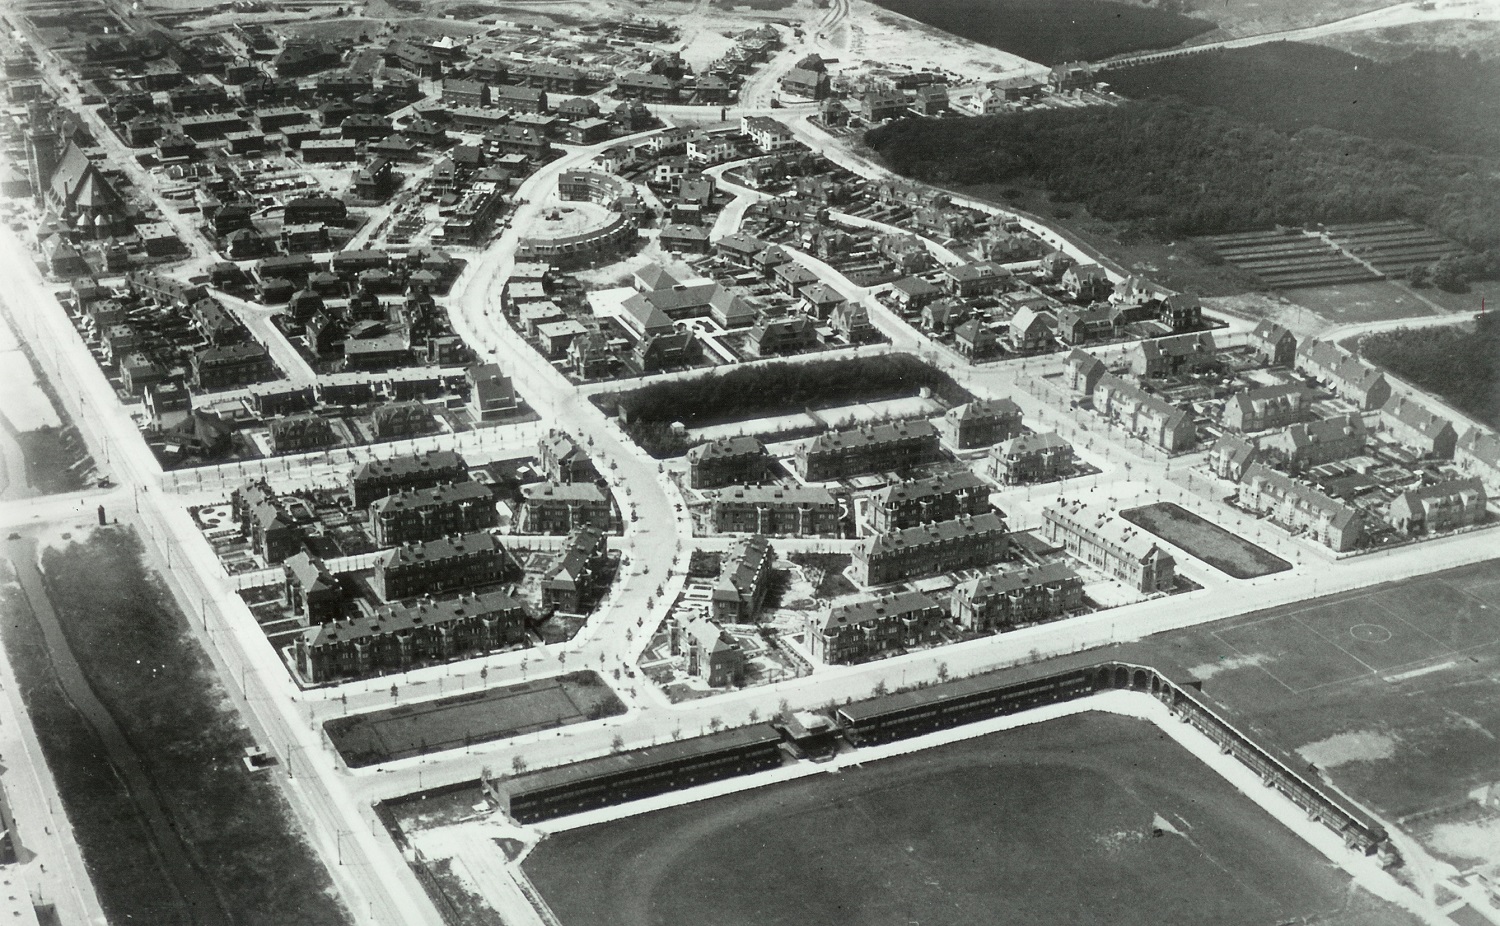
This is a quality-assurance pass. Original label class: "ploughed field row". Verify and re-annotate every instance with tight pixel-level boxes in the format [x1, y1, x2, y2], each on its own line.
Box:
[1322, 221, 1462, 276]
[1200, 231, 1378, 288]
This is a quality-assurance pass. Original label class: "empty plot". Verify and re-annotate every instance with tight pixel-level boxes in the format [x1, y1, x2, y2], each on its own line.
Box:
[1121, 503, 1289, 579]
[1215, 615, 1370, 692]
[1372, 579, 1500, 652]
[1294, 598, 1447, 673]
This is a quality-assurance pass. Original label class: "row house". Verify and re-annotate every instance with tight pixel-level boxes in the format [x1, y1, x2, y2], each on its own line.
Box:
[867, 471, 991, 534]
[1295, 341, 1392, 410]
[687, 436, 769, 489]
[942, 398, 1023, 449]
[519, 481, 615, 534]
[267, 414, 337, 455]
[949, 562, 1084, 633]
[1455, 427, 1500, 494]
[1041, 500, 1175, 593]
[1380, 394, 1458, 459]
[1223, 383, 1313, 433]
[854, 512, 1010, 586]
[372, 530, 518, 602]
[1238, 463, 1366, 552]
[1251, 320, 1297, 367]
[1092, 375, 1196, 451]
[295, 591, 528, 684]
[1388, 477, 1487, 535]
[1258, 413, 1367, 473]
[284, 552, 344, 625]
[796, 419, 942, 483]
[1131, 331, 1218, 379]
[541, 527, 610, 614]
[369, 481, 497, 547]
[708, 485, 843, 537]
[806, 590, 943, 665]
[1207, 434, 1260, 482]
[192, 342, 274, 390]
[1055, 304, 1115, 346]
[991, 432, 1074, 485]
[711, 535, 775, 623]
[740, 115, 797, 152]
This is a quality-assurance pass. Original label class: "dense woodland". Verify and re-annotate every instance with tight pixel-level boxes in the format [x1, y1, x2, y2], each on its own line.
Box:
[1106, 46, 1500, 159]
[1359, 315, 1500, 428]
[864, 100, 1500, 277]
[601, 355, 972, 457]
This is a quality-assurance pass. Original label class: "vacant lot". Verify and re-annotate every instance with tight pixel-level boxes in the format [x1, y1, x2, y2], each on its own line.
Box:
[525, 712, 1416, 926]
[1121, 503, 1290, 579]
[872, 0, 1214, 64]
[326, 671, 625, 767]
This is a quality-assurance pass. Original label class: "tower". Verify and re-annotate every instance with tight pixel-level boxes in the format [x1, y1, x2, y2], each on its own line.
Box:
[25, 106, 59, 208]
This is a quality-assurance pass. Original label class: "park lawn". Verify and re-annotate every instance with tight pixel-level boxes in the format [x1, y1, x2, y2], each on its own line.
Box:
[1121, 502, 1290, 579]
[326, 671, 625, 767]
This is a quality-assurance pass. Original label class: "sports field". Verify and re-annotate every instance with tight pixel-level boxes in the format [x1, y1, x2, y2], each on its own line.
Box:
[1121, 502, 1290, 579]
[325, 672, 624, 767]
[1120, 557, 1500, 852]
[524, 713, 1417, 926]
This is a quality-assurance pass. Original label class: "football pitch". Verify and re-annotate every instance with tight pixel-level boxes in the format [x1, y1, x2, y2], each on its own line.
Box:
[1121, 557, 1500, 840]
[523, 713, 1417, 926]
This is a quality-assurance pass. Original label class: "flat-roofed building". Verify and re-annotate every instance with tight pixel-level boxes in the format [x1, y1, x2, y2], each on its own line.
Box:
[796, 419, 942, 483]
[372, 530, 518, 602]
[687, 436, 768, 489]
[806, 590, 943, 664]
[868, 471, 991, 533]
[1237, 463, 1365, 552]
[711, 534, 774, 623]
[949, 562, 1084, 633]
[709, 485, 842, 536]
[1041, 500, 1175, 593]
[854, 512, 1009, 586]
[991, 432, 1074, 485]
[369, 481, 497, 546]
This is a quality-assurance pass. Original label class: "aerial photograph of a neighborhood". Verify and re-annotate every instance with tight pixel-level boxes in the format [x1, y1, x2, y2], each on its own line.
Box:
[3, 0, 1500, 921]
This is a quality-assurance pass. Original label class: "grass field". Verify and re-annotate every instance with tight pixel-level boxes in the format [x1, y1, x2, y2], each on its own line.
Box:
[871, 0, 1214, 65]
[326, 671, 625, 767]
[1282, 280, 1443, 325]
[524, 713, 1417, 926]
[1121, 503, 1290, 579]
[1123, 558, 1500, 835]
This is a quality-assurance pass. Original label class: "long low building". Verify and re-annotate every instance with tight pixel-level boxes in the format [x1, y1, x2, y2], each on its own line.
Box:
[854, 512, 1009, 586]
[294, 591, 527, 683]
[1041, 500, 1175, 593]
[489, 724, 784, 823]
